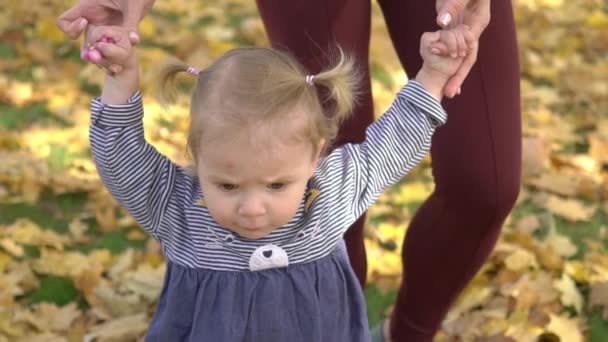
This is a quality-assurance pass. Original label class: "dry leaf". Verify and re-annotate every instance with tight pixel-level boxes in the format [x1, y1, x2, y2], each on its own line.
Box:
[589, 282, 608, 320]
[553, 273, 583, 313]
[545, 314, 584, 342]
[83, 313, 149, 342]
[504, 249, 539, 272]
[533, 193, 597, 222]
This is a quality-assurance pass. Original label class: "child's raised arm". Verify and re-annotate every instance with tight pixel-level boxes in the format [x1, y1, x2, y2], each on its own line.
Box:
[87, 26, 196, 242]
[86, 25, 139, 104]
[316, 26, 475, 221]
[415, 25, 476, 100]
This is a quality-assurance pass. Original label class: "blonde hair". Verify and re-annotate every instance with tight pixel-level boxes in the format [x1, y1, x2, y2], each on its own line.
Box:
[158, 46, 361, 167]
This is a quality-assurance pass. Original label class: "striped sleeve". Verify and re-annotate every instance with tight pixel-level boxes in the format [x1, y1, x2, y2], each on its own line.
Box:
[89, 91, 192, 240]
[317, 80, 447, 219]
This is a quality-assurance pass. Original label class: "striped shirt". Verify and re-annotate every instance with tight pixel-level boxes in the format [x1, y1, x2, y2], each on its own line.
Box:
[90, 81, 446, 271]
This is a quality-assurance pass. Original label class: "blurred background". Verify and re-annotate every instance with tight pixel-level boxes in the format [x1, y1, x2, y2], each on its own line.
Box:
[0, 0, 607, 340]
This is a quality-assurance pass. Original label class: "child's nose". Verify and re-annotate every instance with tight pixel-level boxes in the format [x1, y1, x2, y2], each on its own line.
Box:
[238, 197, 266, 217]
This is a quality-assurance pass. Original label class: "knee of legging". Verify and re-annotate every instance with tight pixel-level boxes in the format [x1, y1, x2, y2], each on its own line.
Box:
[457, 181, 520, 222]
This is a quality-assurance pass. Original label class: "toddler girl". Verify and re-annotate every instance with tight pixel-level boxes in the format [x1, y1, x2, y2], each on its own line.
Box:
[87, 23, 474, 341]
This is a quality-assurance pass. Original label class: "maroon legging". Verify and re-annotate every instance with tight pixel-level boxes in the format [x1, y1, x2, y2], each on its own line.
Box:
[256, 1, 521, 340]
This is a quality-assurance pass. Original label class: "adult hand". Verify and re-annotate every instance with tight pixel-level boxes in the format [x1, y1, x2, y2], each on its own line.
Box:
[435, 0, 490, 97]
[57, 0, 154, 68]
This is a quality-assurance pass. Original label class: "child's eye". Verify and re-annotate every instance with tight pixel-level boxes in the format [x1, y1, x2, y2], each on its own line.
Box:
[268, 182, 286, 191]
[219, 183, 238, 191]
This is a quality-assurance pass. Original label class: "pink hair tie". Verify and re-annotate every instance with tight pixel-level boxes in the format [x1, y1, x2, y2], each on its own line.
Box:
[187, 67, 200, 76]
[305, 75, 315, 86]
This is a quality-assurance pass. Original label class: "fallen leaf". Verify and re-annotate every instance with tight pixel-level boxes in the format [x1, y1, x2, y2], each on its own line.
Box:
[589, 282, 608, 320]
[553, 273, 583, 313]
[83, 313, 149, 342]
[544, 314, 584, 342]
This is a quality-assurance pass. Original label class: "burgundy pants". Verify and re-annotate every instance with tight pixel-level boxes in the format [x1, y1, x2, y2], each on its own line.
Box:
[256, 1, 521, 340]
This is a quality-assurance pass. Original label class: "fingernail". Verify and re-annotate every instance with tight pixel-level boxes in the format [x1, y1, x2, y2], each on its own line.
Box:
[431, 48, 440, 54]
[457, 87, 461, 95]
[88, 49, 101, 63]
[451, 52, 458, 58]
[439, 13, 451, 27]
[78, 18, 87, 31]
[129, 31, 140, 43]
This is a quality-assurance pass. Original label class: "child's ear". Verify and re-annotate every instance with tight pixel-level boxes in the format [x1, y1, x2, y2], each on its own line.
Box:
[316, 139, 326, 159]
[310, 139, 326, 169]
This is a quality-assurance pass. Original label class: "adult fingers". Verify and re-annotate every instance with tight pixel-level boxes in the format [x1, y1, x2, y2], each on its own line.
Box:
[443, 43, 477, 97]
[436, 0, 469, 28]
[454, 28, 467, 57]
[467, 0, 491, 38]
[57, 5, 88, 39]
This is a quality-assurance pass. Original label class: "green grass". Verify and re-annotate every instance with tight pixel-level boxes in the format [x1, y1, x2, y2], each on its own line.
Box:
[511, 199, 608, 259]
[24, 275, 80, 306]
[0, 103, 70, 130]
[366, 285, 397, 328]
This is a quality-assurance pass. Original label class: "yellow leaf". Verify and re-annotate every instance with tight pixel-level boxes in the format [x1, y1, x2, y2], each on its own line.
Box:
[553, 273, 583, 313]
[34, 17, 65, 44]
[543, 216, 578, 258]
[545, 314, 584, 342]
[504, 249, 538, 272]
[14, 302, 81, 333]
[521, 136, 550, 178]
[0, 238, 24, 257]
[138, 17, 158, 39]
[564, 261, 592, 283]
[587, 10, 608, 29]
[83, 313, 148, 342]
[122, 263, 166, 301]
[533, 193, 597, 222]
[527, 172, 583, 197]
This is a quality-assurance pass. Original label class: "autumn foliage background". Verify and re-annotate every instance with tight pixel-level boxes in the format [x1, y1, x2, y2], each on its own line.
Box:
[0, 0, 607, 341]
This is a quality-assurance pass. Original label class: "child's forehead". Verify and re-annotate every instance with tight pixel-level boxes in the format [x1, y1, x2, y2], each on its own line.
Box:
[203, 106, 312, 140]
[200, 135, 312, 177]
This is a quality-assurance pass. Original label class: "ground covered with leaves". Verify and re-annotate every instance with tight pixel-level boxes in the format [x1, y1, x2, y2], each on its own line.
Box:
[0, 0, 607, 341]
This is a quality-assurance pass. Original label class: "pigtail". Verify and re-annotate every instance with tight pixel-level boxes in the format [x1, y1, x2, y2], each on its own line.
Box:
[157, 58, 192, 107]
[312, 47, 362, 126]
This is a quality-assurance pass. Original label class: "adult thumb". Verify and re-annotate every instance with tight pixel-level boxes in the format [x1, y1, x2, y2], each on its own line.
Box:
[57, 5, 88, 39]
[437, 0, 469, 27]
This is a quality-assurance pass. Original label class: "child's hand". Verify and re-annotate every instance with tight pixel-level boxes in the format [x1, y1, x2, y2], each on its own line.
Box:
[85, 25, 136, 75]
[421, 25, 475, 80]
[415, 25, 476, 100]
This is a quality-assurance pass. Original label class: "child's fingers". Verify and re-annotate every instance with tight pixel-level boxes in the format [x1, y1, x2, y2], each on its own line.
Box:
[439, 30, 458, 58]
[87, 49, 102, 63]
[429, 42, 449, 55]
[421, 31, 441, 46]
[88, 26, 129, 49]
[94, 42, 130, 65]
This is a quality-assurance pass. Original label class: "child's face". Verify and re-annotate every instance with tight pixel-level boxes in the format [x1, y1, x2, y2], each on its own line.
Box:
[197, 126, 321, 240]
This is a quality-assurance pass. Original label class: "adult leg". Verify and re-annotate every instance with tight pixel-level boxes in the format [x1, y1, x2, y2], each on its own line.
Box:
[376, 0, 522, 340]
[256, 0, 374, 287]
